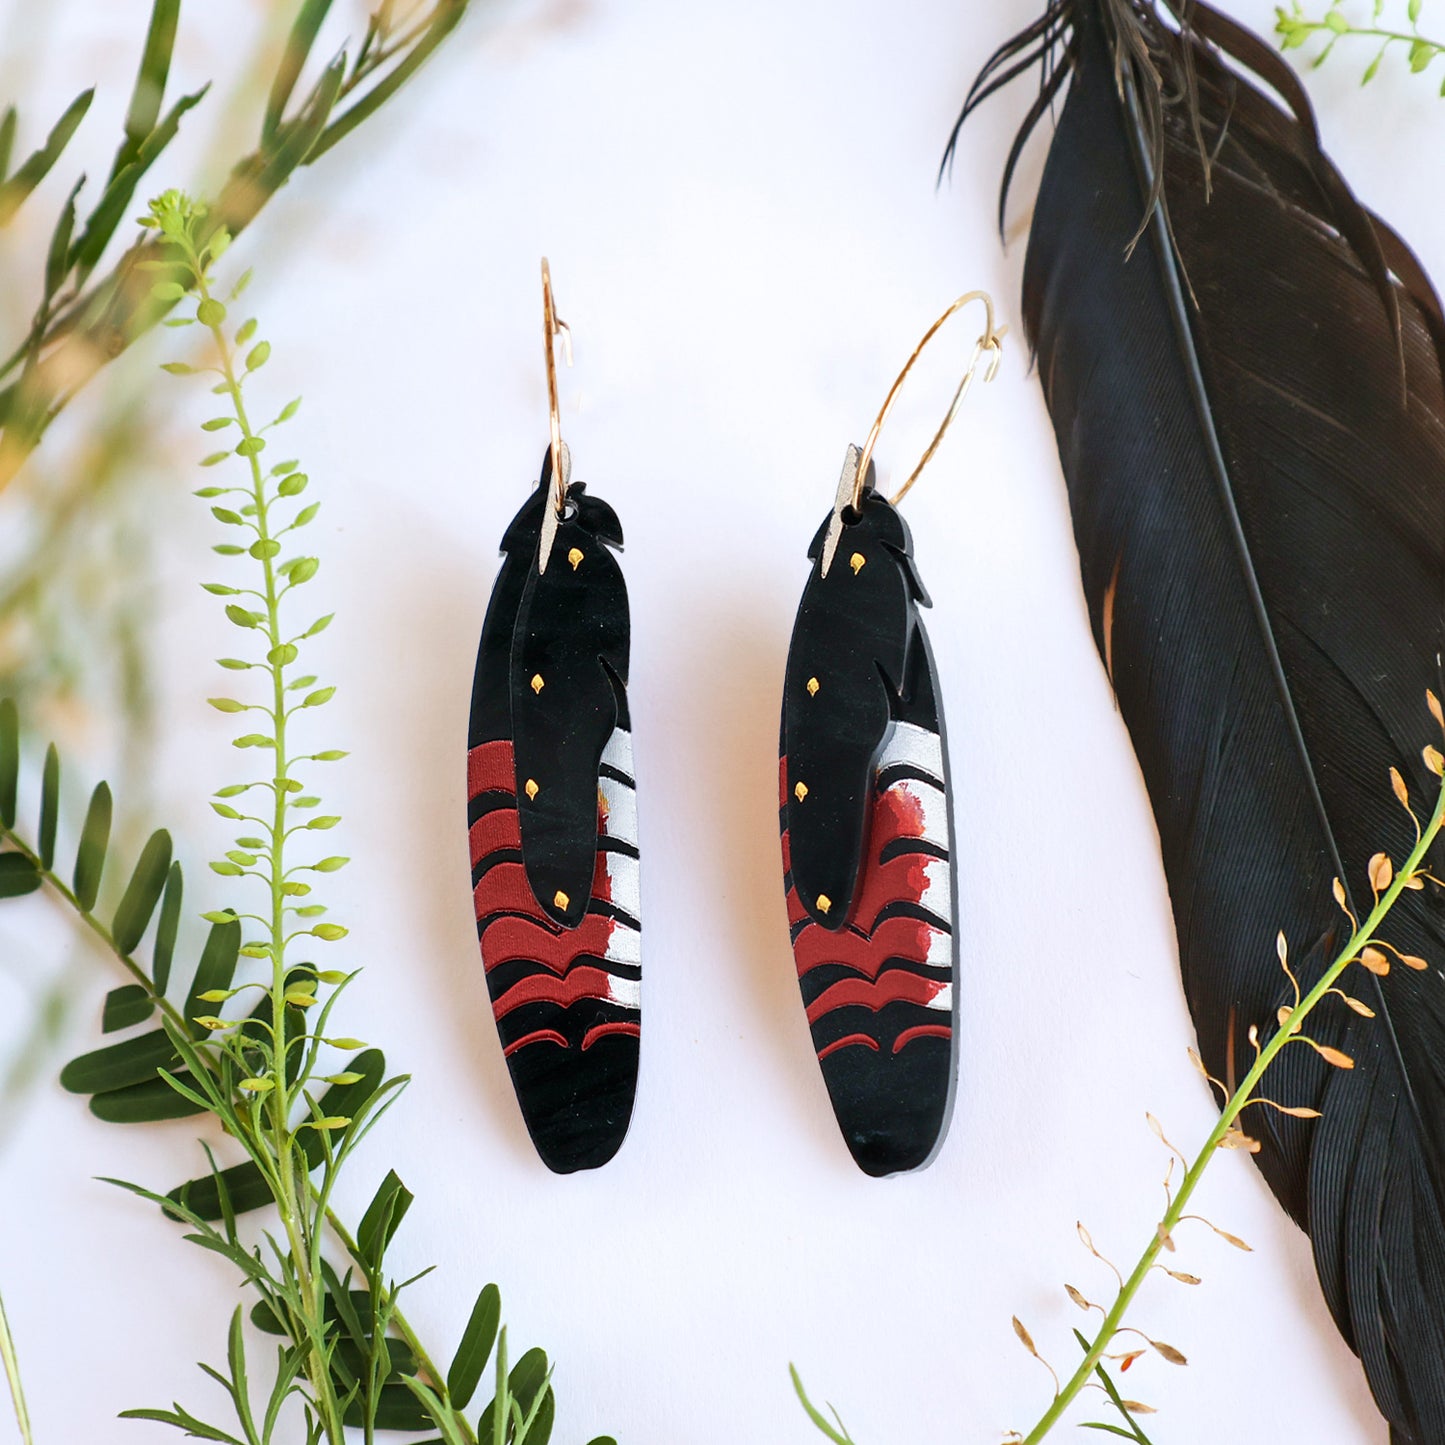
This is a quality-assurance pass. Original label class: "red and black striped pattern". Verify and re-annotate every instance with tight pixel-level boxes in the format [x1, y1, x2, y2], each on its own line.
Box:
[783, 720, 953, 1067]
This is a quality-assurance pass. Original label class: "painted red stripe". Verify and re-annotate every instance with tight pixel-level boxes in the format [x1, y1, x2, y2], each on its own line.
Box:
[582, 1020, 641, 1050]
[470, 808, 521, 869]
[780, 824, 791, 876]
[817, 1032, 879, 1061]
[474, 861, 551, 925]
[481, 914, 620, 975]
[852, 851, 942, 934]
[502, 1028, 568, 1057]
[793, 914, 943, 980]
[870, 783, 930, 852]
[591, 847, 614, 904]
[892, 1023, 952, 1053]
[805, 970, 947, 1023]
[493, 965, 630, 1019]
[468, 740, 515, 799]
[778, 753, 789, 809]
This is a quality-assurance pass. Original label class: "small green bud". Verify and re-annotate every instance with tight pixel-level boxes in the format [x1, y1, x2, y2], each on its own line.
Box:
[311, 856, 350, 872]
[281, 881, 312, 896]
[246, 341, 271, 370]
[209, 861, 243, 876]
[202, 451, 232, 467]
[238, 1077, 275, 1093]
[268, 642, 298, 666]
[277, 472, 308, 497]
[151, 280, 186, 301]
[235, 318, 258, 345]
[197, 297, 226, 326]
[197, 989, 235, 1003]
[311, 923, 348, 941]
[303, 686, 335, 708]
[289, 558, 319, 586]
[313, 750, 348, 762]
[211, 801, 241, 819]
[225, 604, 259, 628]
[202, 417, 234, 432]
[306, 816, 341, 830]
[322, 1072, 363, 1087]
[192, 1015, 229, 1031]
[236, 436, 266, 457]
[202, 909, 239, 922]
[208, 697, 246, 712]
[250, 538, 281, 559]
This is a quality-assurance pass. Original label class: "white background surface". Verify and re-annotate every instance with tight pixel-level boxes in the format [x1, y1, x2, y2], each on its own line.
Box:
[1, 2, 1442, 1442]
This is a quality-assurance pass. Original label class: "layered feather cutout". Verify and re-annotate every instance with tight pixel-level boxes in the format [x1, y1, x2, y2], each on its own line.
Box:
[956, 2, 1445, 1437]
[780, 458, 959, 1176]
[468, 452, 640, 1173]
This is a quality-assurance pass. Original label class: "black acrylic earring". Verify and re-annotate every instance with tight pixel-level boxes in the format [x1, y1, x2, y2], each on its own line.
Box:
[466, 260, 640, 1173]
[779, 292, 1005, 1177]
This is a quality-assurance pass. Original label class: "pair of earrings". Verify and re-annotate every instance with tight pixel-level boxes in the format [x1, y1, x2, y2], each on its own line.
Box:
[466, 262, 1005, 1177]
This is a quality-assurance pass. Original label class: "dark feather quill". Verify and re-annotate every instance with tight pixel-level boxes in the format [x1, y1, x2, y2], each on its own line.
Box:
[955, 2, 1445, 1437]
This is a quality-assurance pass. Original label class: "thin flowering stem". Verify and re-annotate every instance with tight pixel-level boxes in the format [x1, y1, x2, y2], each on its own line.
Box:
[1018, 763, 1445, 1443]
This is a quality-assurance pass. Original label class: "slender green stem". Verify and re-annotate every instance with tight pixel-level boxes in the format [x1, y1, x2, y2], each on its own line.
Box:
[189, 260, 344, 1445]
[0, 1288, 34, 1445]
[1023, 779, 1445, 1443]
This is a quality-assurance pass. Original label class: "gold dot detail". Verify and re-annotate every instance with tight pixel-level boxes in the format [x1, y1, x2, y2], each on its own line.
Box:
[794, 781, 809, 801]
[816, 894, 832, 914]
[553, 889, 570, 909]
[806, 676, 820, 697]
[567, 547, 584, 570]
[530, 673, 545, 694]
[849, 552, 866, 575]
[524, 778, 539, 800]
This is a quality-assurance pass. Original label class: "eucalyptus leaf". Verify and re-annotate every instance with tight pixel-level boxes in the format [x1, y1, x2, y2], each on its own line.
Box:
[152, 861, 183, 992]
[60, 1028, 177, 1094]
[90, 1073, 207, 1123]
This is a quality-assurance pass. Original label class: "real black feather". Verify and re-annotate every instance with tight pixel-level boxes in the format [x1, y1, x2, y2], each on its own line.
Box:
[959, 3, 1445, 1438]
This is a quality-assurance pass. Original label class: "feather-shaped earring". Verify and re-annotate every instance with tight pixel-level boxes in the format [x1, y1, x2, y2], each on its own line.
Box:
[780, 294, 1005, 1177]
[954, 3, 1445, 1436]
[466, 261, 640, 1174]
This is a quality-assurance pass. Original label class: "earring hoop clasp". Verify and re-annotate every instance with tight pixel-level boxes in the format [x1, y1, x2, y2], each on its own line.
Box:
[852, 289, 1006, 512]
[538, 258, 574, 574]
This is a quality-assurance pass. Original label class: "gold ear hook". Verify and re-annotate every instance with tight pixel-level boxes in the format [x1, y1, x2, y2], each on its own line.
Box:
[538, 258, 574, 574]
[852, 289, 1007, 512]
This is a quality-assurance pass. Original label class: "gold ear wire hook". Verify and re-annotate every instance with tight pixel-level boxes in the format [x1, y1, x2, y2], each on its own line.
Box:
[538, 258, 574, 574]
[541, 257, 573, 517]
[852, 289, 1007, 512]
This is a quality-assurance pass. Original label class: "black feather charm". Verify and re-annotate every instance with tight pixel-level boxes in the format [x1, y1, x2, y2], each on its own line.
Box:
[780, 446, 959, 1177]
[958, 2, 1445, 1436]
[467, 447, 640, 1173]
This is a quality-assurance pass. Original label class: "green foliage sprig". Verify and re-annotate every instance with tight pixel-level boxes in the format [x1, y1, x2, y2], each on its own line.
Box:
[1276, 1, 1445, 90]
[0, 0, 470, 487]
[795, 705, 1445, 1442]
[0, 190, 614, 1445]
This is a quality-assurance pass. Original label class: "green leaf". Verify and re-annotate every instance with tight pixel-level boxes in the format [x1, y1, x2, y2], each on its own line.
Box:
[112, 828, 173, 954]
[118, 1406, 244, 1445]
[293, 501, 320, 527]
[166, 1159, 269, 1222]
[1409, 37, 1439, 71]
[477, 1349, 550, 1444]
[91, 1073, 206, 1123]
[152, 280, 186, 301]
[45, 177, 83, 300]
[356, 1168, 415, 1272]
[275, 397, 302, 423]
[0, 107, 16, 180]
[345, 1383, 431, 1433]
[203, 417, 235, 432]
[72, 88, 207, 280]
[184, 917, 242, 1038]
[202, 451, 232, 467]
[265, 0, 335, 142]
[304, 613, 333, 637]
[37, 742, 59, 870]
[524, 1387, 555, 1445]
[0, 853, 41, 899]
[60, 1028, 177, 1094]
[116, 0, 181, 173]
[0, 698, 17, 827]
[101, 983, 153, 1033]
[310, 0, 466, 164]
[0, 88, 95, 226]
[73, 781, 113, 912]
[153, 862, 182, 992]
[446, 1284, 500, 1410]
